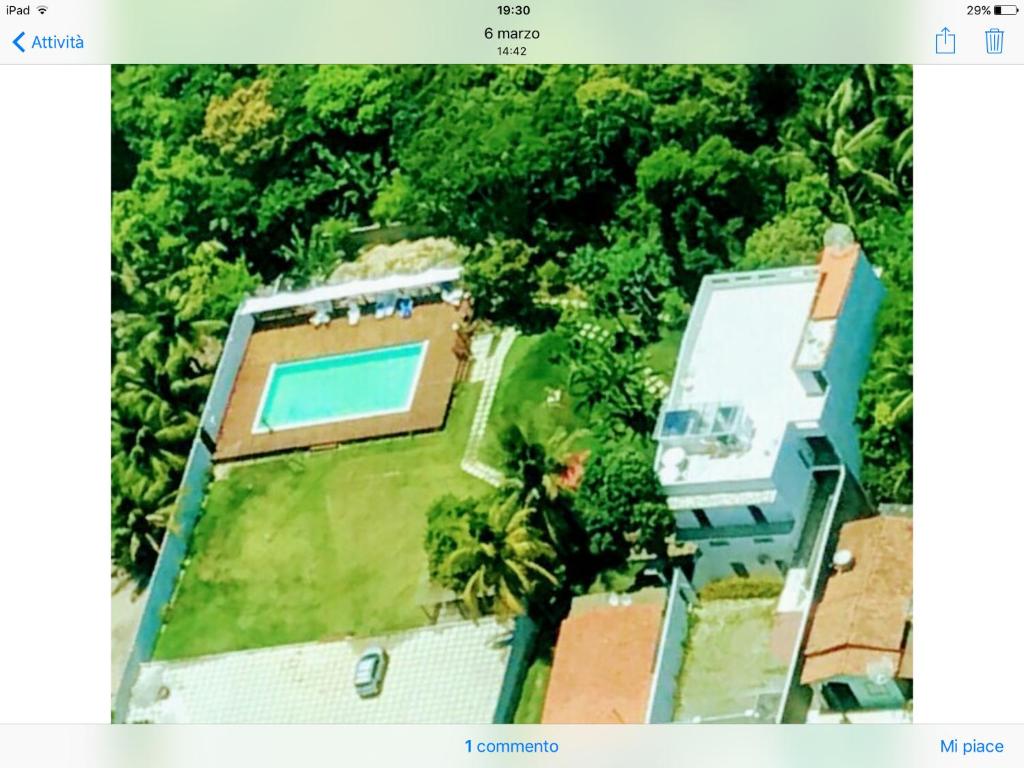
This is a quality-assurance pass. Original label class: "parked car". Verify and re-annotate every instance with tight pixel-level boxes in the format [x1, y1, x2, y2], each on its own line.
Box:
[354, 646, 388, 698]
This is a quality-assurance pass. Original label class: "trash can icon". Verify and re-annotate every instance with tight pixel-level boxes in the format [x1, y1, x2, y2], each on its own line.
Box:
[986, 28, 1005, 54]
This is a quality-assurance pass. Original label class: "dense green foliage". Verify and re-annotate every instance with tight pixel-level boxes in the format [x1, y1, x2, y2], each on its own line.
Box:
[573, 439, 674, 564]
[425, 492, 559, 619]
[697, 576, 785, 602]
[112, 64, 912, 580]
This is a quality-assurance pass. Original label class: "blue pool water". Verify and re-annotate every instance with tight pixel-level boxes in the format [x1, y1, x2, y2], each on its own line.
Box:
[254, 341, 427, 432]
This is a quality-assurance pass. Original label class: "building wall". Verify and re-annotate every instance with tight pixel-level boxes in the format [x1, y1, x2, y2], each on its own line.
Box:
[820, 675, 908, 710]
[200, 310, 255, 441]
[114, 311, 255, 722]
[492, 616, 540, 724]
[690, 530, 799, 585]
[817, 254, 886, 478]
[662, 474, 774, 497]
[112, 438, 213, 722]
[776, 470, 878, 723]
[677, 505, 763, 530]
[677, 427, 816, 586]
[645, 569, 692, 723]
[659, 255, 883, 590]
[772, 427, 816, 517]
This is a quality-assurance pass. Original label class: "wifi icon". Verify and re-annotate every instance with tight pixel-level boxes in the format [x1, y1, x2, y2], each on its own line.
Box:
[36, 4, 48, 13]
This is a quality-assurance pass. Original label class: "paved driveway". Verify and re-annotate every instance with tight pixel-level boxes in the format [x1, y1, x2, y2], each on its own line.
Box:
[128, 618, 511, 723]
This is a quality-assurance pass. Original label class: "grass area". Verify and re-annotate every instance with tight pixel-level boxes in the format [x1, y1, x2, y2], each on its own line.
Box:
[643, 328, 683, 381]
[698, 576, 784, 602]
[513, 655, 553, 724]
[473, 329, 684, 475]
[674, 598, 787, 723]
[155, 382, 488, 660]
[478, 333, 588, 467]
[477, 328, 682, 470]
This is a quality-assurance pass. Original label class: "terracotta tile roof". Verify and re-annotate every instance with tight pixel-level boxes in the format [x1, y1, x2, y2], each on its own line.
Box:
[801, 517, 912, 684]
[541, 594, 665, 724]
[810, 243, 860, 320]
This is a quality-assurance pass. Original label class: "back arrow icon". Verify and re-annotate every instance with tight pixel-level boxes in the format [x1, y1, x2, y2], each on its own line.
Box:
[13, 31, 26, 53]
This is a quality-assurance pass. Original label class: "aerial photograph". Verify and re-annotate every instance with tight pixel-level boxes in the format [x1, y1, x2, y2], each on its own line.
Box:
[110, 65, 913, 724]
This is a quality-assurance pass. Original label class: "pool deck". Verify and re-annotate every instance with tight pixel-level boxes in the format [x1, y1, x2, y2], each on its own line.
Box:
[214, 302, 466, 460]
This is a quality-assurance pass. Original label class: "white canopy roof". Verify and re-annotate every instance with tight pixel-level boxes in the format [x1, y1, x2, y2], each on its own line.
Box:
[239, 266, 463, 316]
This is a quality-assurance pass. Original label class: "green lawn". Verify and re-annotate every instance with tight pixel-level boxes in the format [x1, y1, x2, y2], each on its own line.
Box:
[478, 333, 588, 467]
[513, 655, 553, 724]
[643, 328, 683, 381]
[478, 328, 683, 469]
[155, 383, 488, 660]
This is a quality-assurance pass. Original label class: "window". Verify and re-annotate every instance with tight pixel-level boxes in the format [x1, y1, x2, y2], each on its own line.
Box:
[811, 369, 829, 395]
[731, 562, 750, 578]
[749, 505, 767, 525]
[709, 540, 730, 548]
[798, 447, 812, 469]
[822, 682, 859, 711]
[693, 509, 712, 528]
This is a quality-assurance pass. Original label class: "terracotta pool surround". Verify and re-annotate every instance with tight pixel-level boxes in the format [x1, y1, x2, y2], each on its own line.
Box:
[214, 302, 466, 460]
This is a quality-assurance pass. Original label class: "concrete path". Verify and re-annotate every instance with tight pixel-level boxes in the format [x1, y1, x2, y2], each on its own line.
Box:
[461, 328, 518, 487]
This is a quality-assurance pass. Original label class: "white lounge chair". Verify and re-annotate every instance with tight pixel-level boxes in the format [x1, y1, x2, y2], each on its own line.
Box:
[441, 286, 464, 305]
[374, 294, 397, 319]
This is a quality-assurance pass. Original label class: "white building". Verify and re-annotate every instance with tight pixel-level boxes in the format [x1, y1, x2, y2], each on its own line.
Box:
[653, 227, 885, 585]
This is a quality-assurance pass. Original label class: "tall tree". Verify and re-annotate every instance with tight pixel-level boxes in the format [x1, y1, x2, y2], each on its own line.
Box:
[573, 439, 673, 566]
[443, 494, 559, 619]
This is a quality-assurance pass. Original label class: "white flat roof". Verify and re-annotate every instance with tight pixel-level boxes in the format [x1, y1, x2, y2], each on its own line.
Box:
[239, 266, 463, 316]
[659, 267, 827, 486]
[127, 618, 509, 724]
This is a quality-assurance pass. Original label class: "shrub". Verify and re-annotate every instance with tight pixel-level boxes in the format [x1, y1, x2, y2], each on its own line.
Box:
[698, 576, 784, 601]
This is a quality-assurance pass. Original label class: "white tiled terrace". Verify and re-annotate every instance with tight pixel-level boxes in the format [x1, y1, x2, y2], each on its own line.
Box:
[127, 618, 511, 724]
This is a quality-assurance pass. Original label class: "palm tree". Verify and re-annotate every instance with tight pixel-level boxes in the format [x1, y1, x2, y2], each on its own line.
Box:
[783, 66, 913, 223]
[445, 493, 559, 620]
[501, 425, 586, 503]
[112, 361, 195, 574]
[111, 275, 227, 576]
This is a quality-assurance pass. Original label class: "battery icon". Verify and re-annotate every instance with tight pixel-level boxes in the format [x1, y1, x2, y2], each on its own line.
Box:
[995, 5, 1019, 14]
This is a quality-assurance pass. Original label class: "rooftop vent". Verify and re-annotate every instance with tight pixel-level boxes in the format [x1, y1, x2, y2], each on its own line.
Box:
[657, 446, 689, 485]
[832, 548, 855, 572]
[824, 223, 855, 249]
[866, 656, 896, 686]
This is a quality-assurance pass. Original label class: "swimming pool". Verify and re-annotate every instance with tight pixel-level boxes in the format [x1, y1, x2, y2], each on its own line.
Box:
[252, 341, 428, 433]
